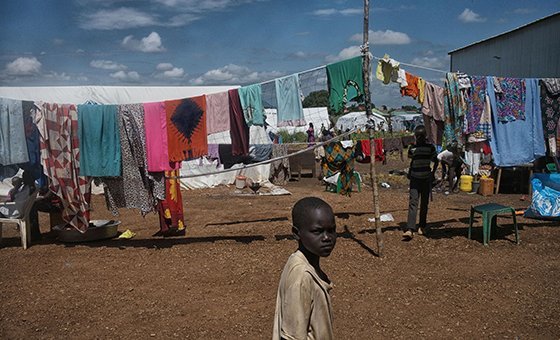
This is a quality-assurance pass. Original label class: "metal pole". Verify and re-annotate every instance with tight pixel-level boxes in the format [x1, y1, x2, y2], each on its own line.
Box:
[362, 0, 384, 257]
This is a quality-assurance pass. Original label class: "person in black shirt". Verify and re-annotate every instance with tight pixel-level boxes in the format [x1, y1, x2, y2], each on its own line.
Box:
[404, 125, 438, 240]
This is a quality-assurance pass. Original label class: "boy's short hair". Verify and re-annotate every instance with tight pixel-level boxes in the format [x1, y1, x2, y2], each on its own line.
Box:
[292, 197, 333, 229]
[414, 125, 427, 144]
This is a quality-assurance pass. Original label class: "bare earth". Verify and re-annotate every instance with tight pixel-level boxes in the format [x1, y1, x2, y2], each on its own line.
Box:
[1, 158, 559, 339]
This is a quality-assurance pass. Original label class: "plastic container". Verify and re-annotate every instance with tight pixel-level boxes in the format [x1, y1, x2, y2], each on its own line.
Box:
[235, 175, 247, 189]
[459, 175, 473, 192]
[479, 177, 494, 196]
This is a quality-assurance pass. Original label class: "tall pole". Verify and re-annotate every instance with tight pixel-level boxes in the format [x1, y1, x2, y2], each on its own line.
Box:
[362, 0, 384, 257]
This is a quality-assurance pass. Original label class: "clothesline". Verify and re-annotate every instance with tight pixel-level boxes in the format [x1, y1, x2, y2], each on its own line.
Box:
[170, 126, 360, 179]
[372, 55, 448, 74]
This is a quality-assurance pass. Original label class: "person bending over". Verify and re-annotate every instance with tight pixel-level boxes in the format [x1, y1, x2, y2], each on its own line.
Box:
[273, 197, 337, 340]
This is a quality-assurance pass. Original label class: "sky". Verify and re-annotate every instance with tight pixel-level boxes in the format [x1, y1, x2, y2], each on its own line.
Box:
[0, 0, 558, 108]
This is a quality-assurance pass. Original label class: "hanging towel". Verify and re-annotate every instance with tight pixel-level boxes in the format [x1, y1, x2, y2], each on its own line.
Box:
[275, 74, 305, 126]
[326, 56, 364, 113]
[417, 77, 426, 105]
[487, 77, 545, 167]
[355, 139, 384, 163]
[19, 101, 42, 179]
[39, 103, 91, 232]
[493, 77, 526, 122]
[143, 101, 178, 172]
[238, 84, 264, 126]
[0, 98, 28, 165]
[78, 104, 121, 177]
[166, 95, 208, 162]
[422, 114, 444, 146]
[228, 89, 250, 156]
[421, 82, 445, 121]
[101, 104, 155, 216]
[205, 91, 230, 134]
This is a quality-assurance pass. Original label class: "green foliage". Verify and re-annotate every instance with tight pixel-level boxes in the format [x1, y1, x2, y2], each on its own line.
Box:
[277, 130, 308, 143]
[302, 90, 329, 108]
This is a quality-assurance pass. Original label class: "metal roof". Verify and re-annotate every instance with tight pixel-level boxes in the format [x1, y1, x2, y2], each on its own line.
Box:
[448, 11, 560, 54]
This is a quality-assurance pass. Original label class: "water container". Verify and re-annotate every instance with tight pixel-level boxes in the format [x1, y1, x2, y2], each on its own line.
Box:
[235, 175, 247, 189]
[479, 177, 494, 196]
[459, 175, 473, 192]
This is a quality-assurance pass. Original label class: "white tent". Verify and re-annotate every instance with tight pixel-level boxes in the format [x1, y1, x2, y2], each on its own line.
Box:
[0, 85, 237, 104]
[335, 111, 388, 132]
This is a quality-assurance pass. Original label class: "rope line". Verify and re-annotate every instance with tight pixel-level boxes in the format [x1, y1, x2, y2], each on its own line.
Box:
[169, 127, 360, 179]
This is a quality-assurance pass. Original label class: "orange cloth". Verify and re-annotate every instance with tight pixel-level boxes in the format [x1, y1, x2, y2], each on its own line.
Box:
[400, 72, 420, 99]
[165, 95, 208, 162]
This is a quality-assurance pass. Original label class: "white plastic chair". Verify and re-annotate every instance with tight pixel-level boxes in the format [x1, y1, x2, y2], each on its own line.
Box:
[0, 189, 39, 250]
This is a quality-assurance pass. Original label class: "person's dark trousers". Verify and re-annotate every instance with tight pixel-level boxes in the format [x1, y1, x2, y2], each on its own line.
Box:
[407, 177, 431, 231]
[448, 166, 462, 191]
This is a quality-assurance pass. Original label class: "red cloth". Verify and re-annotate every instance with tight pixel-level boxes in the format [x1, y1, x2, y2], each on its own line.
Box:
[482, 141, 492, 155]
[359, 139, 385, 162]
[228, 89, 249, 156]
[157, 170, 185, 236]
[165, 96, 208, 162]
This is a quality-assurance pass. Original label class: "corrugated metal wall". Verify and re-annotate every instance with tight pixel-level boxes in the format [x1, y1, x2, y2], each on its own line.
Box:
[450, 15, 560, 77]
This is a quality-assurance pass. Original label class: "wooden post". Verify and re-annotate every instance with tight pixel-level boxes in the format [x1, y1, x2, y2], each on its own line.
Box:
[362, 0, 384, 257]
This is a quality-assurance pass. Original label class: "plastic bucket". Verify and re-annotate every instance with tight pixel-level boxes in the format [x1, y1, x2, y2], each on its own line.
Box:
[235, 175, 247, 189]
[460, 175, 473, 192]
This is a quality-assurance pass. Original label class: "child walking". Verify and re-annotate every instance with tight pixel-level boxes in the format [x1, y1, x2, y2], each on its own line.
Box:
[273, 197, 337, 340]
[404, 125, 438, 239]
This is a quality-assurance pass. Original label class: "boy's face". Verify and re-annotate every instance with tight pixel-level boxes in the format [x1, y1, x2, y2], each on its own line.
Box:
[296, 207, 337, 257]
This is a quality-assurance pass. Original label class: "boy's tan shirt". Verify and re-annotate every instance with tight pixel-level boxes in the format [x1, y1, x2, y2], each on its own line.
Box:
[272, 250, 333, 340]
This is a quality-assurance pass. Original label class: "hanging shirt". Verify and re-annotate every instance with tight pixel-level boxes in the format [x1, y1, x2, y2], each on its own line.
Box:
[487, 77, 545, 167]
[275, 74, 305, 126]
[144, 101, 177, 172]
[228, 89, 250, 156]
[78, 104, 121, 177]
[238, 84, 264, 126]
[326, 56, 364, 113]
[375, 55, 400, 84]
[0, 98, 28, 166]
[165, 95, 208, 162]
[205, 91, 230, 134]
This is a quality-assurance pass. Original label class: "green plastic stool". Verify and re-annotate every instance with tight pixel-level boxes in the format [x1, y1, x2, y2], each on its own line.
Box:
[468, 203, 519, 246]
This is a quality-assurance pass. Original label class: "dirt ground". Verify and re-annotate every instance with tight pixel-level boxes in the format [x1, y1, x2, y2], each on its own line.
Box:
[1, 156, 559, 339]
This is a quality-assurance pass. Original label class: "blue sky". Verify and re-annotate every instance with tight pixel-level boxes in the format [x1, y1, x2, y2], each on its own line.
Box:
[0, 0, 558, 107]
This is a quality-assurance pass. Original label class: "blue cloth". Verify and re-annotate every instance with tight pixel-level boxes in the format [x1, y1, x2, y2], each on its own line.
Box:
[0, 98, 29, 166]
[238, 84, 264, 126]
[275, 74, 304, 126]
[78, 104, 121, 177]
[487, 78, 545, 167]
[526, 173, 560, 219]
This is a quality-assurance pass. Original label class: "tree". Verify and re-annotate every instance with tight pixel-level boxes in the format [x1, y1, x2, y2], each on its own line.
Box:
[302, 90, 329, 108]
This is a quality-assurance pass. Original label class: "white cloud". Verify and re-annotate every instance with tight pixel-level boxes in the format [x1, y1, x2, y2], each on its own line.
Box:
[154, 63, 185, 78]
[155, 0, 263, 12]
[90, 59, 127, 70]
[410, 57, 445, 69]
[121, 32, 166, 52]
[350, 30, 411, 45]
[513, 8, 535, 14]
[44, 72, 71, 81]
[325, 45, 361, 63]
[53, 38, 64, 45]
[312, 8, 362, 16]
[458, 8, 486, 23]
[110, 70, 140, 82]
[76, 49, 86, 54]
[5, 57, 42, 76]
[191, 64, 283, 85]
[156, 63, 174, 71]
[80, 7, 157, 30]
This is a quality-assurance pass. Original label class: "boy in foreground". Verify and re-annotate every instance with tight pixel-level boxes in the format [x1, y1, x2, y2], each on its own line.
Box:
[273, 197, 337, 340]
